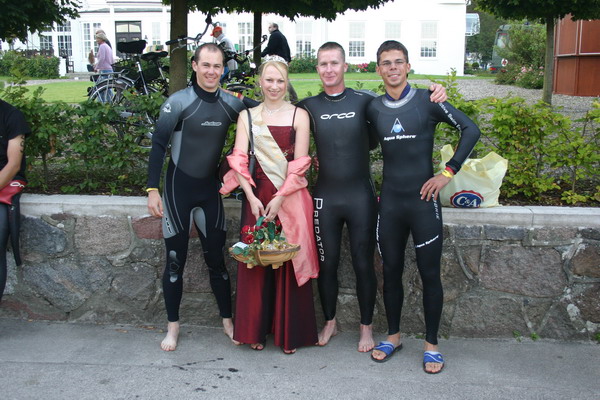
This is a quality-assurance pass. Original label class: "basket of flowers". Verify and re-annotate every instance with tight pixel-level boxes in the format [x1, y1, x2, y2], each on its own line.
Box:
[229, 216, 300, 269]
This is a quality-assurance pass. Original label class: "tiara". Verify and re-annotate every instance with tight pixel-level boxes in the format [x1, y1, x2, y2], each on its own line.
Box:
[263, 55, 288, 65]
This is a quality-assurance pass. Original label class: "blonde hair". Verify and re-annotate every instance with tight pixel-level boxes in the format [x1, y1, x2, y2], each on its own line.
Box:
[258, 60, 289, 94]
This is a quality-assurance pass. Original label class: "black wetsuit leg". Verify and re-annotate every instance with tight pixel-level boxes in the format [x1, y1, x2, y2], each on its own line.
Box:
[0, 203, 9, 301]
[161, 162, 232, 322]
[378, 189, 443, 345]
[314, 183, 377, 325]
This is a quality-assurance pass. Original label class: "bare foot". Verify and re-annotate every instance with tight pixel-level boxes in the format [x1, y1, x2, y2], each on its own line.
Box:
[222, 318, 240, 345]
[282, 348, 296, 354]
[424, 341, 444, 374]
[250, 343, 264, 351]
[357, 324, 375, 352]
[371, 333, 401, 361]
[317, 319, 338, 346]
[160, 321, 179, 351]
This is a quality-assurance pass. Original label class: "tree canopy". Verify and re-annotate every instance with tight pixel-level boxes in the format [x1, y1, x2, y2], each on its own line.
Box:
[164, 0, 390, 21]
[476, 0, 600, 23]
[477, 0, 600, 104]
[0, 0, 80, 42]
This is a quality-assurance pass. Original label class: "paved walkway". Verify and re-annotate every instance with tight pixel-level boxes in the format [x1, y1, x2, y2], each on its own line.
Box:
[1, 318, 598, 399]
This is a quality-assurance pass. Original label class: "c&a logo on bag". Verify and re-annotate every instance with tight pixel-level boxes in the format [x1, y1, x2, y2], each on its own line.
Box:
[450, 190, 484, 208]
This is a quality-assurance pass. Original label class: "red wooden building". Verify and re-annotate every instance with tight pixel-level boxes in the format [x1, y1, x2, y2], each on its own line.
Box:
[554, 15, 600, 97]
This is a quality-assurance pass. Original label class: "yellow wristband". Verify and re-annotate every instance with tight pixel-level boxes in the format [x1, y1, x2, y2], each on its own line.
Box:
[146, 188, 159, 193]
[441, 170, 454, 179]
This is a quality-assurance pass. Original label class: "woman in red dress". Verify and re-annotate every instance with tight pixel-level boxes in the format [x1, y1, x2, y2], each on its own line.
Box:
[220, 58, 319, 353]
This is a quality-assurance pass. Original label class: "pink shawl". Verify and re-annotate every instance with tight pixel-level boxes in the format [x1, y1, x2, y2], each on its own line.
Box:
[220, 149, 319, 286]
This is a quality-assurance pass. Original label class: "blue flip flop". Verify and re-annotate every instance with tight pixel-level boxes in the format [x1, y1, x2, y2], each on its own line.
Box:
[371, 341, 403, 363]
[423, 351, 445, 374]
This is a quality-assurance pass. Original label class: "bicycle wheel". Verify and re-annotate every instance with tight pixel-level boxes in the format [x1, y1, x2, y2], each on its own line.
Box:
[88, 80, 124, 105]
[90, 82, 155, 147]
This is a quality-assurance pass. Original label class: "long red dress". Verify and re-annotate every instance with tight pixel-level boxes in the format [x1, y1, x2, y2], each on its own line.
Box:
[233, 125, 318, 351]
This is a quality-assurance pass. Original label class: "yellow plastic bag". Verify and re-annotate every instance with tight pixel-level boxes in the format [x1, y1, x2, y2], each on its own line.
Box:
[438, 144, 508, 208]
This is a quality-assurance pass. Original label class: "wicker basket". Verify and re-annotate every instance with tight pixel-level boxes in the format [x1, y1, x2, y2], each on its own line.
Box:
[229, 244, 300, 269]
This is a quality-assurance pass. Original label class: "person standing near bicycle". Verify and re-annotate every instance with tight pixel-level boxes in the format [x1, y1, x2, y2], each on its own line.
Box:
[93, 32, 114, 102]
[261, 23, 291, 63]
[147, 43, 247, 352]
[211, 26, 237, 82]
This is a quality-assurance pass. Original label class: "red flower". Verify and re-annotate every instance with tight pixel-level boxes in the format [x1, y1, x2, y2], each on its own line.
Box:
[241, 225, 252, 234]
[242, 234, 254, 244]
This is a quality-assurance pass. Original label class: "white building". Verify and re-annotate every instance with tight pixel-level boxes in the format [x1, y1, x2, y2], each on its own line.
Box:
[2, 0, 468, 76]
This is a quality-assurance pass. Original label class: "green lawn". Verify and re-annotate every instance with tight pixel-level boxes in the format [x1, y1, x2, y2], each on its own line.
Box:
[2, 71, 492, 103]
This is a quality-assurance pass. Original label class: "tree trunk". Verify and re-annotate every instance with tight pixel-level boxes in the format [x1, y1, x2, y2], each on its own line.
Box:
[253, 12, 262, 66]
[542, 17, 555, 105]
[168, 0, 189, 94]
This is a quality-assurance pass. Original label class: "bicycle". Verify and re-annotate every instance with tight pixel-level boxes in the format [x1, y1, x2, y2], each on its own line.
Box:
[166, 15, 267, 96]
[87, 40, 169, 147]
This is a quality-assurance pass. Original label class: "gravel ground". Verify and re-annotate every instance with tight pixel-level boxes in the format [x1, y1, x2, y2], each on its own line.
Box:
[412, 78, 597, 119]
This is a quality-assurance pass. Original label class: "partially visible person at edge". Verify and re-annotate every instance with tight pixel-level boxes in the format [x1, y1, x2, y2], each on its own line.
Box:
[212, 26, 238, 82]
[260, 23, 291, 63]
[93, 32, 114, 102]
[367, 40, 480, 373]
[219, 57, 319, 354]
[296, 42, 447, 353]
[0, 100, 29, 302]
[146, 43, 250, 352]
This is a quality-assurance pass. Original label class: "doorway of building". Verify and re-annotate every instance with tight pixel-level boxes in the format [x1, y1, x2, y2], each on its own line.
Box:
[115, 21, 142, 57]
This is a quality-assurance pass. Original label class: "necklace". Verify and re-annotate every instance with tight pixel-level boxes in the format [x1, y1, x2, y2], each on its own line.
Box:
[263, 104, 285, 115]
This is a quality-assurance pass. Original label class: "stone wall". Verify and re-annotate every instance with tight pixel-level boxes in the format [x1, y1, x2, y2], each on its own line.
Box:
[2, 194, 598, 341]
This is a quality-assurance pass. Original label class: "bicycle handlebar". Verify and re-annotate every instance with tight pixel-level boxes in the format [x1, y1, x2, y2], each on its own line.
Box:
[167, 14, 213, 49]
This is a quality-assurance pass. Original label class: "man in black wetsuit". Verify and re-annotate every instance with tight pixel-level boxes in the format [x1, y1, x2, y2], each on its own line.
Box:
[147, 43, 248, 351]
[368, 41, 480, 372]
[297, 42, 447, 352]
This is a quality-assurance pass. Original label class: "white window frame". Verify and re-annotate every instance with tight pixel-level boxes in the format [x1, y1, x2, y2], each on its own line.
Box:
[238, 22, 253, 52]
[385, 21, 402, 40]
[152, 22, 161, 46]
[348, 22, 365, 58]
[57, 22, 72, 57]
[82, 22, 102, 57]
[420, 21, 438, 58]
[295, 21, 312, 57]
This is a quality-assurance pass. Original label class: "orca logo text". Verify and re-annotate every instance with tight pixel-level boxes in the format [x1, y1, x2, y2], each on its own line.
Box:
[320, 112, 356, 120]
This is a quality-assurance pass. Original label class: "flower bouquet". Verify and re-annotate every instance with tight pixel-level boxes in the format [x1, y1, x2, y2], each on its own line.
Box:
[229, 216, 300, 269]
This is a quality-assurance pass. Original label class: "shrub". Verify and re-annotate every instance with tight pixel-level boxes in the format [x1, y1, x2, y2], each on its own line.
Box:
[0, 50, 59, 78]
[515, 66, 544, 89]
[0, 74, 598, 205]
[288, 52, 317, 73]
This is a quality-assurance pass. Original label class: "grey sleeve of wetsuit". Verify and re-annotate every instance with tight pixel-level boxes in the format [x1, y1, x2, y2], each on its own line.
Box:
[146, 96, 184, 188]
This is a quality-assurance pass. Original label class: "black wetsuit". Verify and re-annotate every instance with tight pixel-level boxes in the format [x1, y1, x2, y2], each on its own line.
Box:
[298, 89, 378, 326]
[0, 100, 30, 302]
[147, 83, 246, 322]
[366, 87, 480, 344]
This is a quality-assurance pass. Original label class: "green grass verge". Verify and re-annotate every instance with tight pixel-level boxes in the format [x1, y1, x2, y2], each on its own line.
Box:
[12, 71, 493, 103]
